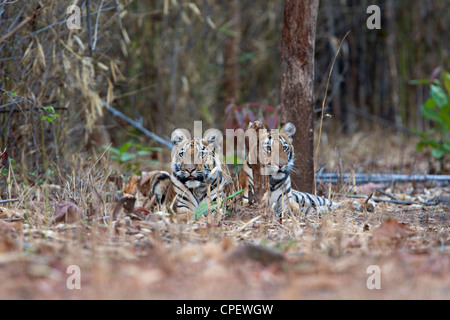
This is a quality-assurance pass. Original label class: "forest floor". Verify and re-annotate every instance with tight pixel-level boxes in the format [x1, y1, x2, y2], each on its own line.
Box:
[0, 129, 448, 299]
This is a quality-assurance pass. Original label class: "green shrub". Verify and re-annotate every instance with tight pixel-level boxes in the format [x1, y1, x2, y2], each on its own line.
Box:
[410, 69, 450, 166]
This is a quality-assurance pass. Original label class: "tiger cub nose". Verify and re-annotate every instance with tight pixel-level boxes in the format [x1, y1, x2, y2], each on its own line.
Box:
[278, 163, 285, 168]
[186, 166, 195, 173]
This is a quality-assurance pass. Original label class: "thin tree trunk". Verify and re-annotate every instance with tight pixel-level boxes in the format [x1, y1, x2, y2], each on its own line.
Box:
[386, 0, 401, 128]
[222, 0, 240, 104]
[280, 0, 319, 193]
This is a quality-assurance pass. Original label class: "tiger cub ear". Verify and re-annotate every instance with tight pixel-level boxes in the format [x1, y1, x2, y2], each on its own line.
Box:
[248, 120, 265, 130]
[280, 122, 296, 140]
[171, 128, 190, 146]
[203, 128, 223, 151]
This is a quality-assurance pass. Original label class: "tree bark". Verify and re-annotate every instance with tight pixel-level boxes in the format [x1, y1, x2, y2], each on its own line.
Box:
[280, 0, 319, 193]
[220, 0, 240, 108]
[248, 121, 269, 205]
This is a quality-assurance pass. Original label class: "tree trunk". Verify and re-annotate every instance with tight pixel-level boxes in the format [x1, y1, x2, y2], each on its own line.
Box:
[248, 121, 269, 205]
[221, 0, 240, 104]
[280, 0, 319, 193]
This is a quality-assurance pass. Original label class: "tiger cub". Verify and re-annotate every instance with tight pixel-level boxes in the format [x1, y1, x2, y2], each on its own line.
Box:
[239, 121, 342, 215]
[168, 128, 233, 217]
[120, 128, 234, 221]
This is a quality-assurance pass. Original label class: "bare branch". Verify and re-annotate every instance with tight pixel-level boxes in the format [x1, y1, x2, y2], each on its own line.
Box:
[92, 0, 105, 52]
[102, 100, 173, 150]
[86, 0, 93, 56]
[114, 0, 123, 31]
[335, 194, 440, 206]
[0, 4, 44, 45]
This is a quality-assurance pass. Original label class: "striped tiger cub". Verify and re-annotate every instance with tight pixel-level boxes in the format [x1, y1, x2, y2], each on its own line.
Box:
[168, 128, 233, 217]
[120, 129, 233, 221]
[239, 121, 342, 215]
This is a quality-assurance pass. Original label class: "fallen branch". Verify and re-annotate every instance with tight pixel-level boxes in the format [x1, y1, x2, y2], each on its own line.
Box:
[375, 188, 397, 200]
[335, 194, 440, 206]
[316, 173, 450, 186]
[2, 218, 23, 222]
[0, 107, 67, 113]
[0, 199, 19, 204]
[102, 100, 173, 150]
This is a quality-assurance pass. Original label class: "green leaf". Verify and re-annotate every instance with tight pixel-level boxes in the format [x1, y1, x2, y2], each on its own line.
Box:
[219, 25, 239, 37]
[408, 78, 430, 85]
[417, 137, 440, 149]
[41, 115, 54, 123]
[431, 148, 445, 159]
[421, 104, 441, 123]
[224, 189, 245, 201]
[438, 103, 450, 132]
[43, 106, 55, 113]
[105, 146, 120, 155]
[423, 97, 436, 109]
[119, 152, 137, 163]
[430, 84, 448, 108]
[119, 141, 132, 154]
[193, 189, 245, 220]
[224, 154, 245, 165]
[443, 140, 450, 152]
[136, 150, 152, 156]
[444, 71, 450, 94]
[193, 201, 217, 220]
[146, 159, 161, 165]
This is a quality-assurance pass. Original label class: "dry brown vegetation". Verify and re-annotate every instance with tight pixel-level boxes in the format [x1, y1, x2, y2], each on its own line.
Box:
[0, 129, 448, 300]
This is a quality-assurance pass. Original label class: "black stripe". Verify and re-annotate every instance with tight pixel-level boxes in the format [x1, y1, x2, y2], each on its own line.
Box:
[152, 173, 170, 194]
[173, 182, 188, 194]
[172, 181, 194, 204]
[306, 193, 316, 207]
[317, 195, 324, 206]
[177, 203, 191, 209]
[177, 193, 192, 203]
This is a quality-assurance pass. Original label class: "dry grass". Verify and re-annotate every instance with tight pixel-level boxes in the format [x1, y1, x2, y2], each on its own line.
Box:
[0, 132, 448, 300]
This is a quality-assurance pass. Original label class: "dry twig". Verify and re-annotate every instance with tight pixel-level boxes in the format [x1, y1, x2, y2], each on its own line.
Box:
[0, 4, 44, 45]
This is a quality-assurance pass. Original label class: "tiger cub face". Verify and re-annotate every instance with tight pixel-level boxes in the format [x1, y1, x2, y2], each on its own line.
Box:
[258, 122, 296, 182]
[171, 128, 223, 189]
